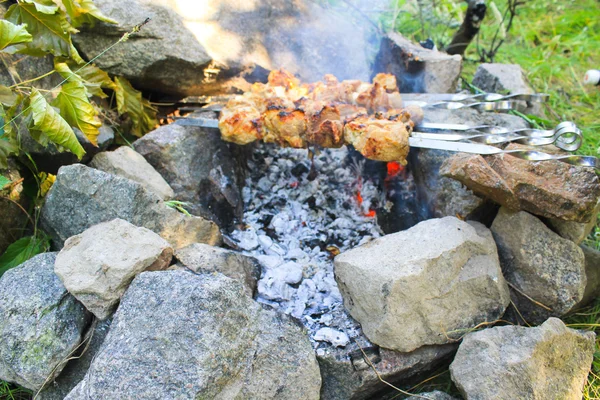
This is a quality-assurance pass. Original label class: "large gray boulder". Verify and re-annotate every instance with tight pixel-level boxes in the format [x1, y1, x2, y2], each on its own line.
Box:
[491, 208, 586, 324]
[335, 217, 510, 352]
[133, 124, 247, 228]
[450, 318, 595, 400]
[318, 340, 456, 400]
[55, 219, 173, 319]
[373, 32, 462, 93]
[40, 164, 221, 249]
[173, 243, 260, 296]
[89, 146, 174, 200]
[0, 253, 91, 391]
[65, 271, 321, 399]
[38, 318, 112, 400]
[73, 0, 374, 96]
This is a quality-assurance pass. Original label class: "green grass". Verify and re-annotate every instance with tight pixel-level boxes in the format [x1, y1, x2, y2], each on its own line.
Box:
[0, 381, 31, 400]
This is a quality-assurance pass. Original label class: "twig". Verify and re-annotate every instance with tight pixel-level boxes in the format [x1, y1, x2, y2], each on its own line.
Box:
[1, 195, 35, 229]
[506, 281, 553, 311]
[510, 300, 531, 327]
[8, 70, 55, 89]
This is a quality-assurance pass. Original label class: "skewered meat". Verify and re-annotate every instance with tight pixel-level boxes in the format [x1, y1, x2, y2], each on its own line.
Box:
[344, 116, 410, 163]
[218, 69, 421, 164]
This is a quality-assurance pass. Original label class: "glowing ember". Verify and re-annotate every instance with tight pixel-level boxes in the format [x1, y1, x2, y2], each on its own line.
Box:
[365, 210, 376, 218]
[356, 191, 364, 206]
[386, 161, 404, 178]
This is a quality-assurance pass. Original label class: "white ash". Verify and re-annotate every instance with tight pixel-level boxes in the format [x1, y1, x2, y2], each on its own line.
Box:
[230, 143, 384, 348]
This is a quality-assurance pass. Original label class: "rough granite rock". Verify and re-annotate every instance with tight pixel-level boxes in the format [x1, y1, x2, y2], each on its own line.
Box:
[450, 318, 595, 400]
[546, 200, 600, 244]
[173, 243, 260, 296]
[373, 32, 462, 93]
[40, 164, 221, 249]
[89, 146, 174, 200]
[334, 217, 510, 352]
[72, 0, 374, 95]
[472, 63, 533, 94]
[441, 144, 600, 222]
[133, 124, 246, 228]
[574, 246, 600, 310]
[37, 318, 112, 400]
[0, 253, 91, 391]
[318, 340, 456, 400]
[491, 208, 586, 324]
[64, 271, 321, 399]
[0, 159, 29, 254]
[55, 219, 173, 319]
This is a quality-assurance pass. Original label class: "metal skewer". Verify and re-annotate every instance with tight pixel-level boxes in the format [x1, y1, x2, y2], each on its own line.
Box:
[404, 100, 527, 112]
[401, 92, 549, 103]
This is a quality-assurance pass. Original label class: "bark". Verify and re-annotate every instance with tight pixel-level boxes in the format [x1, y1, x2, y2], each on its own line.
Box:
[446, 0, 487, 56]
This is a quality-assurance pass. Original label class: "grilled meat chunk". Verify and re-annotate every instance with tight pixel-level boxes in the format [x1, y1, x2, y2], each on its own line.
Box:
[344, 116, 410, 163]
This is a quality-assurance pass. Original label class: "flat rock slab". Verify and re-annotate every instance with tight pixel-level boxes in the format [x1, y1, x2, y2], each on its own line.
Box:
[450, 318, 595, 400]
[90, 146, 174, 200]
[133, 124, 246, 228]
[441, 144, 600, 223]
[335, 217, 510, 352]
[173, 243, 260, 296]
[491, 208, 586, 324]
[318, 339, 456, 400]
[41, 164, 221, 249]
[55, 219, 173, 320]
[65, 271, 321, 399]
[0, 253, 90, 391]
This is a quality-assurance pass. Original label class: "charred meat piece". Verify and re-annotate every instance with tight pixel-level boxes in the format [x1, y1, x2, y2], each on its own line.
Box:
[263, 107, 307, 148]
[268, 69, 300, 89]
[354, 83, 391, 113]
[372, 73, 398, 93]
[219, 96, 264, 145]
[344, 116, 410, 163]
[305, 103, 344, 148]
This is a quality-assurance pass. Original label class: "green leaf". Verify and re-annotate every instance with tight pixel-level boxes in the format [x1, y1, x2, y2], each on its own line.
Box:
[0, 176, 11, 189]
[52, 80, 101, 145]
[21, 0, 59, 15]
[0, 105, 19, 169]
[0, 20, 33, 51]
[5, 3, 79, 58]
[58, 60, 114, 98]
[0, 235, 50, 278]
[62, 0, 117, 28]
[0, 85, 18, 107]
[114, 77, 157, 137]
[27, 87, 85, 158]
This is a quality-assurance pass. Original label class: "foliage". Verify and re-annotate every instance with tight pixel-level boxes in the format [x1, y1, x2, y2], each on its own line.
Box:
[0, 379, 31, 400]
[0, 0, 157, 168]
[0, 234, 49, 278]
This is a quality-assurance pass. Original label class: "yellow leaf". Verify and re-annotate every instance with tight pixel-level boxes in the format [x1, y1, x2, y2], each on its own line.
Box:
[113, 77, 157, 137]
[52, 80, 101, 145]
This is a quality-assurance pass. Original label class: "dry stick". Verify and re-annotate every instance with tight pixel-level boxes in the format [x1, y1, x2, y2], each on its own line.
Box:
[0, 18, 152, 134]
[506, 281, 553, 311]
[2, 196, 35, 229]
[354, 340, 432, 400]
[510, 299, 531, 327]
[33, 319, 98, 400]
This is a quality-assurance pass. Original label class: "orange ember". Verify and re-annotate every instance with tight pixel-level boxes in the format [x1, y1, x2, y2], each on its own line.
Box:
[386, 161, 404, 177]
[356, 191, 364, 206]
[365, 210, 376, 218]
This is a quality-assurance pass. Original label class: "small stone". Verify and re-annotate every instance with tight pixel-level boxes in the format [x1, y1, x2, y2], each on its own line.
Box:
[65, 271, 321, 399]
[173, 243, 260, 296]
[546, 200, 600, 244]
[335, 217, 510, 352]
[473, 63, 533, 95]
[450, 318, 595, 400]
[55, 219, 173, 319]
[0, 253, 90, 391]
[406, 391, 458, 400]
[40, 164, 221, 250]
[90, 146, 174, 200]
[491, 208, 586, 324]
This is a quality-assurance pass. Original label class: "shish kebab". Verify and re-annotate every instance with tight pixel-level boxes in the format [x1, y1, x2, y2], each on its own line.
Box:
[175, 69, 598, 170]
